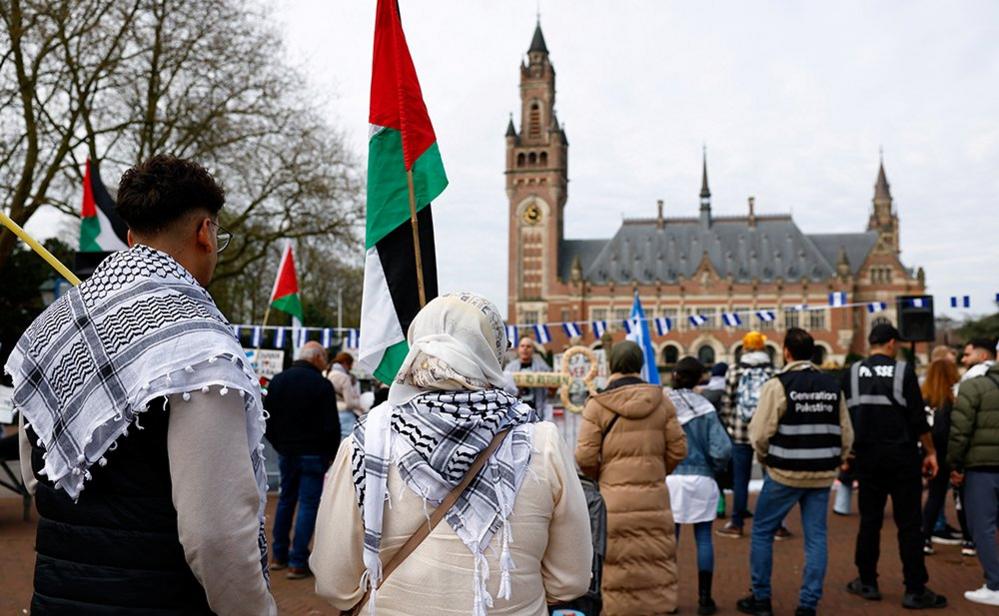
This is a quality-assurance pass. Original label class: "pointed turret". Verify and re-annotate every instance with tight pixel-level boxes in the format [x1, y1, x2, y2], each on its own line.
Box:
[874, 157, 891, 202]
[868, 151, 899, 254]
[699, 146, 711, 226]
[505, 114, 517, 138]
[529, 20, 548, 55]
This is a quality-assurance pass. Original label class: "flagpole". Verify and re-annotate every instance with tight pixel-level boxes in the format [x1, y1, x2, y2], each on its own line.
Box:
[253, 304, 271, 363]
[406, 169, 427, 307]
[0, 210, 82, 286]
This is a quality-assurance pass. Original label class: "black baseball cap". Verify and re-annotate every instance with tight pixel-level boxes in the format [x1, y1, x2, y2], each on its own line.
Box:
[869, 323, 901, 345]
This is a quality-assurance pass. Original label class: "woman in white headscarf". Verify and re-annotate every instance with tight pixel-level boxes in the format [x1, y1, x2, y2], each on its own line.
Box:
[310, 292, 592, 616]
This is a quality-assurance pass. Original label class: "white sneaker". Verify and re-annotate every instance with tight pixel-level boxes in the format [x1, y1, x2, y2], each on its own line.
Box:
[965, 585, 999, 606]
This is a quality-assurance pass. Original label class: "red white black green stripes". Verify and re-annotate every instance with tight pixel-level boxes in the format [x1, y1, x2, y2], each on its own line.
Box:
[269, 241, 304, 326]
[359, 0, 448, 383]
[79, 159, 128, 253]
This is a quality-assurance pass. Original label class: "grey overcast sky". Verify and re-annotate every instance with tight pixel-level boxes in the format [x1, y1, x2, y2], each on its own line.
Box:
[29, 1, 999, 320]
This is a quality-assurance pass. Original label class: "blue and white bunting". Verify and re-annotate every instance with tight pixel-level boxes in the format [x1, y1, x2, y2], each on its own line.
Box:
[345, 328, 360, 350]
[791, 303, 808, 312]
[689, 314, 708, 328]
[756, 310, 776, 323]
[506, 324, 519, 347]
[950, 295, 971, 309]
[562, 322, 583, 339]
[828, 292, 847, 307]
[654, 316, 672, 337]
[867, 302, 887, 314]
[622, 319, 635, 335]
[321, 328, 332, 347]
[295, 327, 308, 347]
[534, 324, 552, 345]
[251, 326, 262, 348]
[591, 320, 608, 338]
[274, 327, 286, 348]
[722, 312, 742, 327]
[232, 324, 241, 339]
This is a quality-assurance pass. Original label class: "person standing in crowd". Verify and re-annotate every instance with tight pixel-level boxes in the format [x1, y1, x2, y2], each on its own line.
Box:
[736, 328, 853, 616]
[577, 340, 688, 616]
[667, 357, 732, 615]
[504, 334, 552, 418]
[700, 362, 730, 519]
[920, 359, 970, 555]
[264, 341, 340, 579]
[843, 323, 947, 609]
[948, 341, 999, 606]
[931, 345, 958, 364]
[311, 293, 592, 614]
[327, 351, 364, 439]
[11, 155, 275, 614]
[718, 332, 784, 539]
[961, 337, 997, 382]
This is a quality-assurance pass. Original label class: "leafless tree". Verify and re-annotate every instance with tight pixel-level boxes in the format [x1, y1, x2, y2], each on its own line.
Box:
[0, 0, 363, 315]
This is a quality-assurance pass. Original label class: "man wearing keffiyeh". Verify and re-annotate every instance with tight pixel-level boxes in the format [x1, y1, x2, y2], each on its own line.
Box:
[311, 292, 593, 616]
[7, 155, 276, 615]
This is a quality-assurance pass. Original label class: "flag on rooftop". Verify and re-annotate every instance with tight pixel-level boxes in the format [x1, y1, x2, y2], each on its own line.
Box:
[359, 0, 448, 383]
[626, 294, 660, 385]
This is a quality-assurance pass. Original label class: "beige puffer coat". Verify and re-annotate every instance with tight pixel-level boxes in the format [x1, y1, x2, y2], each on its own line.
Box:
[576, 377, 687, 616]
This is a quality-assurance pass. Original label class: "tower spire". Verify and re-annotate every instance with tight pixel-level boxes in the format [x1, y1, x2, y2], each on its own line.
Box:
[874, 152, 891, 202]
[699, 145, 711, 226]
[529, 19, 548, 54]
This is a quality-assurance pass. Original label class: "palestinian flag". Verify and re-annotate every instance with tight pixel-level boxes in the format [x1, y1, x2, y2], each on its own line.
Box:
[270, 241, 304, 325]
[359, 0, 448, 383]
[76, 159, 129, 277]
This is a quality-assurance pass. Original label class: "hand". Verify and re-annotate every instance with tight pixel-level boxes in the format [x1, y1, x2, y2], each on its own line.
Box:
[922, 452, 939, 479]
[840, 459, 851, 473]
[951, 470, 964, 486]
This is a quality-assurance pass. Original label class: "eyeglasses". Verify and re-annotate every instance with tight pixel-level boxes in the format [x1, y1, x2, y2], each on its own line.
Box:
[209, 220, 232, 253]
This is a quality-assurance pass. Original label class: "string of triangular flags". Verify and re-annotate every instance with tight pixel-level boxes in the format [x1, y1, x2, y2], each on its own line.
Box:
[505, 291, 999, 345]
[233, 292, 998, 350]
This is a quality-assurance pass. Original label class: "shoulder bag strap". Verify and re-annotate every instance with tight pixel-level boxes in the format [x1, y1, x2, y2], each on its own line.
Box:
[347, 428, 512, 616]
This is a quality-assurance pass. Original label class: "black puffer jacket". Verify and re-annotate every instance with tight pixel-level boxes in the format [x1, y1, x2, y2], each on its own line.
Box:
[28, 403, 213, 615]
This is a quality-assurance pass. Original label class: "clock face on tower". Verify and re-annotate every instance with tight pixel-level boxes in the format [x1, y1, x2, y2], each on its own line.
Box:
[522, 203, 542, 225]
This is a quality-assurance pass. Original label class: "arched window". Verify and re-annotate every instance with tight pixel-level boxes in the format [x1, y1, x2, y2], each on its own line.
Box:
[662, 345, 679, 365]
[697, 345, 716, 366]
[516, 153, 525, 167]
[528, 152, 537, 166]
[539, 151, 548, 167]
[529, 102, 541, 138]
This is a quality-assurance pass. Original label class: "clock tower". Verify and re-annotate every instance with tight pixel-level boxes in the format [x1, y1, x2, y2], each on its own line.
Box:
[505, 20, 569, 324]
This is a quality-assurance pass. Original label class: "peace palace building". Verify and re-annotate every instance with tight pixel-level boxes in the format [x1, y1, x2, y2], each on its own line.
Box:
[505, 23, 926, 367]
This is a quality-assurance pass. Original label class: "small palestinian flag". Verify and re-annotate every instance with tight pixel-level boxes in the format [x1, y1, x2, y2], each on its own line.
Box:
[76, 159, 128, 278]
[270, 242, 304, 325]
[359, 0, 448, 383]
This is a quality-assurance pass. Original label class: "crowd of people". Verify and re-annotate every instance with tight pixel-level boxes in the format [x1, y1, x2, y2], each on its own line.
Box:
[4, 155, 999, 616]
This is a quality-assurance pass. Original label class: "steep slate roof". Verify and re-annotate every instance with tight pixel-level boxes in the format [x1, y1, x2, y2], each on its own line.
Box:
[558, 216, 877, 284]
[529, 22, 548, 54]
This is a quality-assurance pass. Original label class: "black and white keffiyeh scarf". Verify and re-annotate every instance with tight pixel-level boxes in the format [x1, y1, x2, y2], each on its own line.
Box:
[4, 245, 270, 573]
[350, 389, 538, 616]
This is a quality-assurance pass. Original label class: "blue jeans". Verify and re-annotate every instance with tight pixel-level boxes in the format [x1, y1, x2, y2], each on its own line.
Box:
[339, 410, 356, 441]
[731, 443, 755, 528]
[676, 521, 715, 572]
[272, 454, 328, 568]
[750, 476, 830, 610]
[964, 470, 999, 590]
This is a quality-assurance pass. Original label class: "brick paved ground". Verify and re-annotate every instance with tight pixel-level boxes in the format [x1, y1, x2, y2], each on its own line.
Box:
[0, 488, 993, 615]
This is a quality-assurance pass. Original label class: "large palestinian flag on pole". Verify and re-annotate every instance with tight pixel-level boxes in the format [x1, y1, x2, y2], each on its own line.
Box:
[359, 0, 448, 383]
[76, 158, 129, 277]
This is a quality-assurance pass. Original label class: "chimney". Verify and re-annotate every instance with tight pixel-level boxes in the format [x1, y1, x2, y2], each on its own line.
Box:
[656, 199, 665, 229]
[748, 196, 757, 228]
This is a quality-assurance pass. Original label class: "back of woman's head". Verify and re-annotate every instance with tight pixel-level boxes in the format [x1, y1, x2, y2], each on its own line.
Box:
[921, 359, 960, 409]
[673, 356, 705, 390]
[609, 340, 644, 375]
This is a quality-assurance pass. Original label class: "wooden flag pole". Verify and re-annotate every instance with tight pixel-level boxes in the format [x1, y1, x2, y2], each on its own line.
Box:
[0, 210, 81, 286]
[406, 169, 427, 307]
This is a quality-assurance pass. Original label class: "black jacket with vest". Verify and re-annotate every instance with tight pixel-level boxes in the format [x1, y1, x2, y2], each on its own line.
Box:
[26, 402, 214, 615]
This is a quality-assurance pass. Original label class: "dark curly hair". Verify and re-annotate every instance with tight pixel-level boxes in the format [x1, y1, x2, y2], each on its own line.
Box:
[116, 155, 225, 235]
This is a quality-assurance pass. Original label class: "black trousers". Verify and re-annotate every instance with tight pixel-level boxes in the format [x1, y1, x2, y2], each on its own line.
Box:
[855, 459, 929, 593]
[921, 458, 970, 540]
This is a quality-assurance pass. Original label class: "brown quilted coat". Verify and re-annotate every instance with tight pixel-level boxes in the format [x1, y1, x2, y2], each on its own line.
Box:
[575, 378, 687, 616]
